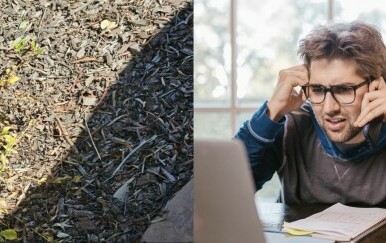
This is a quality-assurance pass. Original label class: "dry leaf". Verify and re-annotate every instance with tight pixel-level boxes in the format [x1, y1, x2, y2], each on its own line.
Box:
[57, 232, 70, 238]
[100, 20, 118, 30]
[82, 95, 98, 106]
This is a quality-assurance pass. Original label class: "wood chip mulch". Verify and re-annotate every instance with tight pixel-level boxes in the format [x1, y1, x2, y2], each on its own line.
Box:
[0, 0, 193, 242]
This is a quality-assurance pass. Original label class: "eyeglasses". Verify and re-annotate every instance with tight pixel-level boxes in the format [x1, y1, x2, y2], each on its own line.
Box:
[301, 79, 371, 104]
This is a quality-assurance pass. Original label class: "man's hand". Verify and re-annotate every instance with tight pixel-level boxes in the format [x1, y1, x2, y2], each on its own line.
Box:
[267, 65, 309, 121]
[354, 76, 386, 127]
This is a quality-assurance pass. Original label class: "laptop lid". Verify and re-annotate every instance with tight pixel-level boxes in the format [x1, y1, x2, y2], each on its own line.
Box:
[194, 139, 266, 243]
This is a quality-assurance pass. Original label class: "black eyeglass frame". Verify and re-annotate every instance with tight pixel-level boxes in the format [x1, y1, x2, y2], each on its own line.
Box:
[301, 78, 372, 105]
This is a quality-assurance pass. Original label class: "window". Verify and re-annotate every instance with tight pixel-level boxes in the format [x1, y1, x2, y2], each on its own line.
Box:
[195, 0, 386, 201]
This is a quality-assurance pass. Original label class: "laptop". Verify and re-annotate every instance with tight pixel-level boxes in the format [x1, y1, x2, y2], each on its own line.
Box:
[194, 139, 333, 243]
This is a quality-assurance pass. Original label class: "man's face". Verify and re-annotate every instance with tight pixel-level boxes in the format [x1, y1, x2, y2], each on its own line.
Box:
[309, 58, 368, 144]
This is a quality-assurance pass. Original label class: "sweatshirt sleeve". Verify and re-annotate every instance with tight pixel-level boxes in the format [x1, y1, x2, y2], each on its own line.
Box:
[235, 101, 286, 191]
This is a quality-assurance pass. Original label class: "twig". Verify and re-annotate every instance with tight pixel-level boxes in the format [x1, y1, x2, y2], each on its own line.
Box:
[71, 0, 95, 14]
[16, 181, 31, 208]
[112, 90, 116, 108]
[54, 117, 79, 154]
[38, 8, 46, 29]
[22, 227, 27, 243]
[105, 205, 163, 241]
[85, 114, 102, 162]
[45, 75, 73, 79]
[26, 63, 49, 75]
[78, 121, 109, 142]
[107, 135, 157, 181]
[14, 119, 35, 146]
[95, 78, 110, 107]
[107, 114, 129, 126]
[72, 56, 101, 64]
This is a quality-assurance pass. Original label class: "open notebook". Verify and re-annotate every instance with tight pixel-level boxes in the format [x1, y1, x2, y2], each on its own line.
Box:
[284, 203, 386, 242]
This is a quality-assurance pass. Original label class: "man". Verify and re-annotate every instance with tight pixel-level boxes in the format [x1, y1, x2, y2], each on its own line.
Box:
[235, 21, 386, 205]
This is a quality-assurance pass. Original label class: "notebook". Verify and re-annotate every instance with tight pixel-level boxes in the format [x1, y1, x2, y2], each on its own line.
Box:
[194, 139, 333, 243]
[284, 203, 386, 242]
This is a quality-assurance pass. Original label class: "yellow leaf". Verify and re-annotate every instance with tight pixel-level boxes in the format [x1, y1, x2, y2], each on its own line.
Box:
[1, 127, 11, 136]
[4, 145, 16, 153]
[3, 134, 14, 141]
[51, 177, 70, 184]
[0, 199, 6, 208]
[0, 154, 8, 172]
[22, 176, 47, 185]
[0, 154, 8, 165]
[0, 229, 17, 240]
[42, 233, 54, 242]
[3, 135, 16, 147]
[37, 177, 47, 185]
[7, 76, 20, 84]
[100, 20, 117, 30]
[72, 175, 82, 183]
[0, 199, 7, 214]
[100, 20, 110, 29]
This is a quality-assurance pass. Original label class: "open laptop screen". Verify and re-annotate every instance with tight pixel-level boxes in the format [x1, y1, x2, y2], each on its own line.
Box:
[194, 139, 266, 243]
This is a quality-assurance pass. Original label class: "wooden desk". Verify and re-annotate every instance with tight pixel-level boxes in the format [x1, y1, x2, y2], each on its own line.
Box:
[257, 203, 386, 243]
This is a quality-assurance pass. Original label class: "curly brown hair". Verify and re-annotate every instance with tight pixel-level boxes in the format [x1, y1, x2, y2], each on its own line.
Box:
[298, 21, 386, 80]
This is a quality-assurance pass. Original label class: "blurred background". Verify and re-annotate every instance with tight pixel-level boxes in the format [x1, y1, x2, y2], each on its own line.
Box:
[194, 0, 386, 202]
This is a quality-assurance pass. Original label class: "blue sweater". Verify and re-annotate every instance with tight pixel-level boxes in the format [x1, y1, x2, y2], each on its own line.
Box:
[235, 101, 386, 192]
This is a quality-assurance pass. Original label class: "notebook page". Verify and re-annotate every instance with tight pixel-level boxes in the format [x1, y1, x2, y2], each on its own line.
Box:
[284, 203, 386, 239]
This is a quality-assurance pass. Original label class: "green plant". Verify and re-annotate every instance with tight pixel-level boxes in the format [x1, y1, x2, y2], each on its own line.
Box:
[11, 38, 27, 53]
[0, 38, 44, 168]
[11, 38, 44, 55]
[0, 38, 44, 87]
[0, 127, 16, 172]
[29, 39, 44, 55]
[0, 229, 17, 242]
[0, 37, 45, 242]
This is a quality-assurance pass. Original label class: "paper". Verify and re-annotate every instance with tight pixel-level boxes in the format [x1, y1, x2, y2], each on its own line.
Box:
[284, 203, 386, 241]
[283, 222, 314, 235]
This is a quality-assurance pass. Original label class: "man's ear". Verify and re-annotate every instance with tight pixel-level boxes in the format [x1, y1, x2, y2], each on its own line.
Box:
[382, 75, 386, 83]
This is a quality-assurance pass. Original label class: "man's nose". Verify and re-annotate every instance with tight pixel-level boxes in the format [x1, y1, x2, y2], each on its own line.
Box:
[323, 92, 340, 113]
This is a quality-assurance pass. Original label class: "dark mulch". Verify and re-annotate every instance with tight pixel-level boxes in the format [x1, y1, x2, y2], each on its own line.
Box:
[0, 0, 193, 242]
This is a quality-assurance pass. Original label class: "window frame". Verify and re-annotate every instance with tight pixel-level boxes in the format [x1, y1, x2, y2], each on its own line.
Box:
[194, 0, 335, 136]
